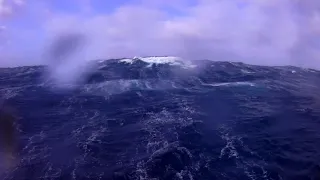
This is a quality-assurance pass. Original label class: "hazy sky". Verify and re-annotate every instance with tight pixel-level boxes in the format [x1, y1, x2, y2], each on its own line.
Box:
[0, 0, 319, 68]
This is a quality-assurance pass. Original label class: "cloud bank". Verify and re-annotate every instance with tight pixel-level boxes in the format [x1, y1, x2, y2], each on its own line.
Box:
[0, 0, 319, 68]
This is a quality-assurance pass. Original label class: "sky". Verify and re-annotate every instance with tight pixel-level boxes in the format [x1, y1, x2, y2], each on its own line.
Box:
[0, 0, 319, 68]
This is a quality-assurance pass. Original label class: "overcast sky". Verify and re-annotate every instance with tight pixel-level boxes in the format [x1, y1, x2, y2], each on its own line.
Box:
[0, 0, 319, 68]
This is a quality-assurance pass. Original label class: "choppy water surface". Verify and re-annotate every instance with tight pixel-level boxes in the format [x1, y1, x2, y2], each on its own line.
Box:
[1, 58, 320, 180]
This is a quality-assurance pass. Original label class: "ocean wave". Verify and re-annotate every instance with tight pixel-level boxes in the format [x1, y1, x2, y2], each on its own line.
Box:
[0, 87, 26, 100]
[82, 79, 181, 96]
[218, 125, 270, 180]
[2, 58, 320, 179]
[119, 56, 197, 69]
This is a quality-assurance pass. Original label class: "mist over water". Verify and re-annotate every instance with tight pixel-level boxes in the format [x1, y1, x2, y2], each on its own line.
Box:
[42, 31, 95, 88]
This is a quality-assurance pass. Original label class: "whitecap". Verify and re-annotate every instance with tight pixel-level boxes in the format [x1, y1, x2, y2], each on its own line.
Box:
[241, 69, 254, 74]
[119, 58, 134, 64]
[139, 56, 182, 65]
[119, 56, 197, 69]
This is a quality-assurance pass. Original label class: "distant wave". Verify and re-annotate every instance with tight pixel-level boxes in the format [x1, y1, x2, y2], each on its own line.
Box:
[119, 56, 197, 69]
[82, 79, 181, 96]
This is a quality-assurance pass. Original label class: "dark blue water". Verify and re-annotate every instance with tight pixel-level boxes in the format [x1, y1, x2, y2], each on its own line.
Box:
[1, 58, 320, 180]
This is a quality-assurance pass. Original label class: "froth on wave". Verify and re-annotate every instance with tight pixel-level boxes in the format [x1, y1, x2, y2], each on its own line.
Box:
[119, 56, 197, 69]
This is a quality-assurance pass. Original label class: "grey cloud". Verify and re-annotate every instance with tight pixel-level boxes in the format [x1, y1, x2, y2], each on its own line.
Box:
[0, 0, 25, 18]
[1, 0, 320, 68]
[0, 0, 12, 17]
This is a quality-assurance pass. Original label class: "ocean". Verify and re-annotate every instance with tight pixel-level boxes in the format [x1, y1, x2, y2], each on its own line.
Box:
[1, 57, 320, 180]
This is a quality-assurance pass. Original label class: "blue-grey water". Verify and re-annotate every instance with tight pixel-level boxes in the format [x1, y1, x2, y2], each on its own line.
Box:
[1, 58, 320, 180]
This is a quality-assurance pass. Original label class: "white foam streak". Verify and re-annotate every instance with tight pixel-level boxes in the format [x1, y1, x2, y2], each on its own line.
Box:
[0, 86, 25, 99]
[206, 82, 256, 87]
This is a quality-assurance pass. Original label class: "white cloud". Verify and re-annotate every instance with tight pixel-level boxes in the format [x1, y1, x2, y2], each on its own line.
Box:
[1, 0, 320, 68]
[13, 0, 24, 6]
[0, 25, 6, 30]
[0, 25, 8, 50]
[0, 0, 12, 17]
[0, 0, 25, 18]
